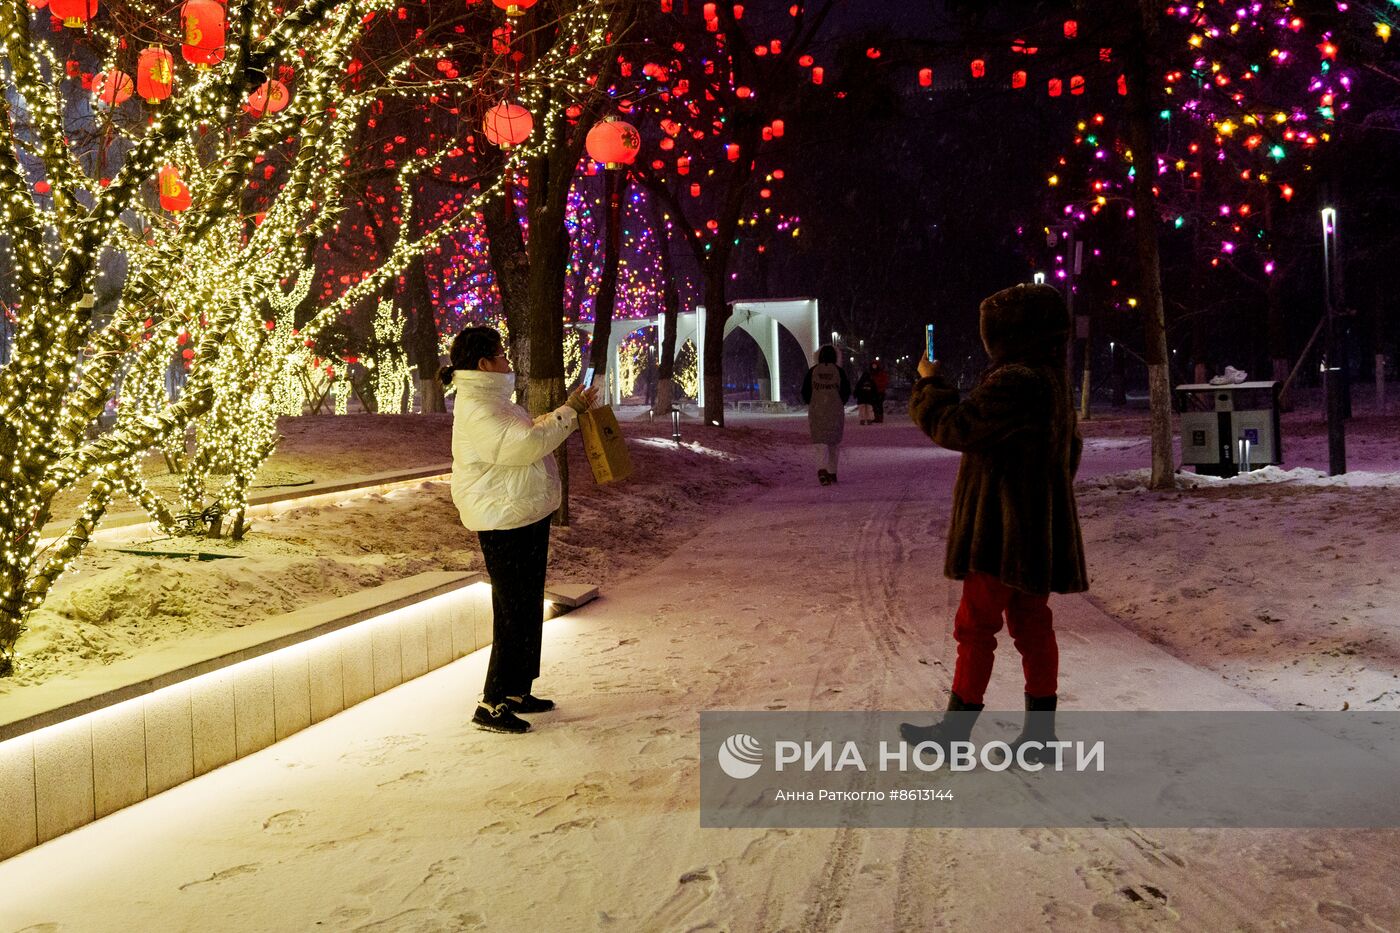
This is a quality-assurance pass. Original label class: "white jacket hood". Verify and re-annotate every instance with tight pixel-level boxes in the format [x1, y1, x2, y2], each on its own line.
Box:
[449, 370, 578, 531]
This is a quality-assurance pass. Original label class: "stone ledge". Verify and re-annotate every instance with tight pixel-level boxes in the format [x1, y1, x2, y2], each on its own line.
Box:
[545, 583, 600, 608]
[0, 571, 599, 861]
[0, 570, 480, 742]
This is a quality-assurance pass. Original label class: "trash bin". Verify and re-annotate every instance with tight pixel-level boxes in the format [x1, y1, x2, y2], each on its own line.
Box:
[1176, 381, 1283, 477]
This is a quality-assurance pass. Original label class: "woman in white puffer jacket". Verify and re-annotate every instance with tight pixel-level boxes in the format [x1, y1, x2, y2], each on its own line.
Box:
[442, 326, 597, 734]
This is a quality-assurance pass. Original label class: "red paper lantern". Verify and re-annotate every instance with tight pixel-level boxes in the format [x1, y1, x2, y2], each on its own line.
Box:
[689, 183, 701, 197]
[811, 66, 824, 85]
[93, 69, 134, 107]
[1048, 78, 1063, 97]
[1063, 19, 1078, 39]
[1011, 70, 1027, 89]
[1070, 75, 1085, 95]
[49, 0, 96, 28]
[970, 59, 985, 79]
[246, 80, 290, 117]
[586, 117, 640, 168]
[158, 166, 192, 212]
[676, 156, 690, 175]
[771, 119, 784, 138]
[136, 47, 174, 104]
[918, 68, 932, 88]
[34, 180, 51, 194]
[492, 0, 536, 14]
[182, 0, 227, 68]
[27, 0, 48, 8]
[726, 143, 740, 161]
[482, 102, 533, 148]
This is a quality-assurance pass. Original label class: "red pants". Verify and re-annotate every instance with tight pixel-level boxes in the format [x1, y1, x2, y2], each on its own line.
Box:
[951, 572, 1058, 706]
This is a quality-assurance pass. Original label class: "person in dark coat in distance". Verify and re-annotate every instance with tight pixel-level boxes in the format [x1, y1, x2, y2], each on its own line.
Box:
[869, 359, 890, 423]
[854, 370, 877, 425]
[900, 284, 1089, 763]
[801, 345, 851, 486]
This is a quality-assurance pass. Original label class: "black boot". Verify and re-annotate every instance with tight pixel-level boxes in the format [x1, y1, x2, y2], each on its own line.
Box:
[472, 701, 530, 734]
[504, 693, 555, 714]
[997, 694, 1059, 766]
[899, 691, 984, 747]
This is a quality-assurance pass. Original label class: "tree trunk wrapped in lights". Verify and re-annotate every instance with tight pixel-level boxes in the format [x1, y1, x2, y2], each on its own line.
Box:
[0, 0, 629, 674]
[370, 297, 415, 415]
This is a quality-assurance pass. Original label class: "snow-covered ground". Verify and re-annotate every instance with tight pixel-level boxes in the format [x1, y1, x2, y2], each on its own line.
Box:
[1, 407, 1398, 930]
[4, 415, 807, 692]
[1072, 397, 1400, 714]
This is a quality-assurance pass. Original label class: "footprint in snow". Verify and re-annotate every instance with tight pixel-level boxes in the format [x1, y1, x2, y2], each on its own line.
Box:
[261, 810, 307, 833]
[1315, 901, 1369, 928]
[178, 863, 261, 890]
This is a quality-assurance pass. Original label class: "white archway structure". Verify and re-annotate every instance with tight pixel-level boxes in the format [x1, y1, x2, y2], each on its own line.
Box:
[658, 298, 820, 409]
[572, 319, 659, 407]
[575, 298, 819, 407]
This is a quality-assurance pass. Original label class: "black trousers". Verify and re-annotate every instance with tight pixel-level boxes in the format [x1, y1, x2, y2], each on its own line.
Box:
[873, 394, 885, 422]
[477, 515, 552, 703]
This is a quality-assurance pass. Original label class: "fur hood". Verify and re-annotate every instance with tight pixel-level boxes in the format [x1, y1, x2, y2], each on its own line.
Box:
[978, 283, 1071, 367]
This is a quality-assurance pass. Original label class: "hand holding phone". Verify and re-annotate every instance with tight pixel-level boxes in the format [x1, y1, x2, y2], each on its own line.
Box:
[925, 323, 936, 364]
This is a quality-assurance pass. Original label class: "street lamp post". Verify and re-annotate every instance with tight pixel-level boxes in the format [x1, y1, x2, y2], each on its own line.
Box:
[1321, 206, 1346, 476]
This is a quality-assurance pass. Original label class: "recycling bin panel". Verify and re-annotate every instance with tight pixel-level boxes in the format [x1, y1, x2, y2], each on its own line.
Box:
[1179, 411, 1220, 467]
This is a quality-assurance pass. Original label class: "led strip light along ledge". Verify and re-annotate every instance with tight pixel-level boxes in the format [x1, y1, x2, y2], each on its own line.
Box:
[0, 571, 599, 860]
[38, 463, 453, 548]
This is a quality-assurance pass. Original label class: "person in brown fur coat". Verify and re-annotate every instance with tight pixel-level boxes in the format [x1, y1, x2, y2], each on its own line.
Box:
[900, 284, 1088, 763]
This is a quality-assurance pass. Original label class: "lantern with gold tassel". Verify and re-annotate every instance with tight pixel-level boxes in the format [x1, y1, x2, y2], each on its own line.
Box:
[181, 0, 226, 68]
[159, 166, 192, 212]
[93, 69, 134, 107]
[136, 47, 174, 104]
[49, 0, 96, 28]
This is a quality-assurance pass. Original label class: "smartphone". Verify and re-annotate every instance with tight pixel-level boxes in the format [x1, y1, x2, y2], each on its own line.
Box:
[925, 323, 936, 363]
[583, 366, 596, 389]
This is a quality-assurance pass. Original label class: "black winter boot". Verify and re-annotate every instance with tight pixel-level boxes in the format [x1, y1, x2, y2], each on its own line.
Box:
[995, 694, 1059, 767]
[899, 692, 984, 748]
[472, 701, 530, 734]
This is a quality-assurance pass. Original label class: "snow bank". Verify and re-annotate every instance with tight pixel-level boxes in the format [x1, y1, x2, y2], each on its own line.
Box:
[1091, 465, 1400, 491]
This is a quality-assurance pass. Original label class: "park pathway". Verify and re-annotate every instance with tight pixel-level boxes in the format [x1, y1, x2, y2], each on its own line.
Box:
[1, 421, 1395, 931]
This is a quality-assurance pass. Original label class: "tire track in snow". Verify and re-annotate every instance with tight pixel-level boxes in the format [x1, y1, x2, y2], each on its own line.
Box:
[794, 458, 956, 931]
